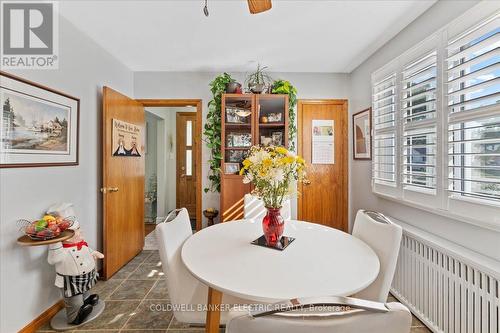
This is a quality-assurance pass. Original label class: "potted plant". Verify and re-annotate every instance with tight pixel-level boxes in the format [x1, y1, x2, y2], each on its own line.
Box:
[271, 80, 298, 151]
[245, 64, 272, 94]
[239, 146, 308, 246]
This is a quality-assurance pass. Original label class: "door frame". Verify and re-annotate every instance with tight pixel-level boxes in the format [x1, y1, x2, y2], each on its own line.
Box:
[137, 99, 202, 231]
[297, 99, 349, 229]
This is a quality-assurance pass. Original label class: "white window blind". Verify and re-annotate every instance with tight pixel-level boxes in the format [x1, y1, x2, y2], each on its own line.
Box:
[446, 13, 500, 202]
[448, 116, 500, 201]
[401, 51, 438, 192]
[374, 133, 396, 184]
[373, 74, 397, 186]
[402, 51, 438, 123]
[403, 128, 437, 190]
[446, 14, 500, 115]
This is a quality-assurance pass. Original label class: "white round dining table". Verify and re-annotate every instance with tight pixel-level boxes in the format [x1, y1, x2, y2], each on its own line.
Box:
[181, 219, 380, 304]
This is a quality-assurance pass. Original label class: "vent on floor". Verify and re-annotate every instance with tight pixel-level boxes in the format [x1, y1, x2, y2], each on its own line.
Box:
[390, 221, 499, 333]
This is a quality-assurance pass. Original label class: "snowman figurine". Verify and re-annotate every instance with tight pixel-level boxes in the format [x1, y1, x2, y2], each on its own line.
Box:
[46, 203, 104, 325]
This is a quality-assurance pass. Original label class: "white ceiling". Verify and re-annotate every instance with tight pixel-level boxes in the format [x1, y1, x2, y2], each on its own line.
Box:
[59, 0, 436, 73]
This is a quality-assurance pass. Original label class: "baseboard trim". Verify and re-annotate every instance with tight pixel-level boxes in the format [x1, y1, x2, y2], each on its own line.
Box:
[18, 300, 64, 333]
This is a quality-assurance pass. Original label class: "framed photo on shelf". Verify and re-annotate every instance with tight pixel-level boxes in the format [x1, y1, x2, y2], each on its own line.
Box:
[267, 112, 282, 123]
[261, 135, 272, 146]
[0, 71, 79, 168]
[225, 162, 240, 175]
[272, 131, 283, 146]
[226, 134, 234, 148]
[227, 150, 246, 163]
[227, 132, 251, 148]
[226, 107, 251, 124]
[352, 107, 372, 160]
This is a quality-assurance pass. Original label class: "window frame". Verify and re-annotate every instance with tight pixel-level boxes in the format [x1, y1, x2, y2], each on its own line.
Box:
[371, 1, 500, 231]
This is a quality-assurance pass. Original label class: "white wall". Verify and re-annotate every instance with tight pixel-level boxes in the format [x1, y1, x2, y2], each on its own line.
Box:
[164, 110, 177, 214]
[145, 112, 159, 193]
[349, 0, 500, 261]
[145, 112, 159, 221]
[0, 17, 134, 332]
[134, 72, 350, 223]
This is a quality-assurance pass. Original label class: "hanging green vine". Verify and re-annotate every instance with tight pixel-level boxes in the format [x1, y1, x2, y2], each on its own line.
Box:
[204, 73, 235, 193]
[271, 80, 298, 152]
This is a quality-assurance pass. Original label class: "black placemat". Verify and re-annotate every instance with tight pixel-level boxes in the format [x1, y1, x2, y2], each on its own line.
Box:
[251, 235, 295, 251]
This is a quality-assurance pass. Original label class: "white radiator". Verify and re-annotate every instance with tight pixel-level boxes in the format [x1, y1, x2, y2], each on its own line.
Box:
[389, 220, 500, 333]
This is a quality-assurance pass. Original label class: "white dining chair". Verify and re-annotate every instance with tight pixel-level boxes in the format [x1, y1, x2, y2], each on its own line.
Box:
[244, 194, 291, 221]
[225, 296, 411, 333]
[352, 210, 403, 303]
[156, 208, 253, 324]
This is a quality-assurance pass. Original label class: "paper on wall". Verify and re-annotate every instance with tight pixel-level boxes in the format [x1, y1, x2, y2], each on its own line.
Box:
[312, 119, 334, 164]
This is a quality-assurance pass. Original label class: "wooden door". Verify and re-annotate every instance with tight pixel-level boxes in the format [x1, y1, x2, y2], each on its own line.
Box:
[176, 112, 197, 218]
[298, 100, 348, 231]
[102, 87, 145, 279]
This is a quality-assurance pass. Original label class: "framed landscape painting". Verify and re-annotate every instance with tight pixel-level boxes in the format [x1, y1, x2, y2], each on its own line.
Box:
[0, 71, 79, 167]
[352, 108, 372, 160]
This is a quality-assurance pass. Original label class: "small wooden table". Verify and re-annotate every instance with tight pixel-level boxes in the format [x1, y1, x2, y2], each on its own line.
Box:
[181, 219, 380, 333]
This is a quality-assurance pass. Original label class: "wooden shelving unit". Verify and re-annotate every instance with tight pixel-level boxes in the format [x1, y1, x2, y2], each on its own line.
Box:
[220, 93, 289, 222]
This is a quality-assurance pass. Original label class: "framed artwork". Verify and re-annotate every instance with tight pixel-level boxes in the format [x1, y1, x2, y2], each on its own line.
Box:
[352, 108, 372, 160]
[0, 71, 79, 168]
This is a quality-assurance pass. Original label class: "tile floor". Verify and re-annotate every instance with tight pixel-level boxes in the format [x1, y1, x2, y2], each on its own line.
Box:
[37, 250, 431, 333]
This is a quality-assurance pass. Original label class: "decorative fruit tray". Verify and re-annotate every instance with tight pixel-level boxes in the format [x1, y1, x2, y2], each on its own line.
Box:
[17, 215, 76, 241]
[17, 229, 75, 246]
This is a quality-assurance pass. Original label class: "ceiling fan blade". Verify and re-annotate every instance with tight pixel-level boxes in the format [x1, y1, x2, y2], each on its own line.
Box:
[247, 0, 272, 14]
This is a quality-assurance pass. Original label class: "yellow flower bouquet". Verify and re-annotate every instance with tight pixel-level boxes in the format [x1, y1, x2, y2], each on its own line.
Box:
[239, 146, 308, 209]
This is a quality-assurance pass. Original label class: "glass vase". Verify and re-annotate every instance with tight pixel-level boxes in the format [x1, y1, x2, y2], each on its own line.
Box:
[262, 207, 284, 247]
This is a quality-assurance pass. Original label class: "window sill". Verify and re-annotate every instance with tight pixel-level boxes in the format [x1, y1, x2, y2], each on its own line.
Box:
[372, 190, 500, 232]
[449, 194, 500, 209]
[403, 185, 436, 196]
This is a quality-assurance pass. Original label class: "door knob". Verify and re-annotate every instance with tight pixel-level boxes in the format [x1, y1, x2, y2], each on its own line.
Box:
[303, 179, 311, 186]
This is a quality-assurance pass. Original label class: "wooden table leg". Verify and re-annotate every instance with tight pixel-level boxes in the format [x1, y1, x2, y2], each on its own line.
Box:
[206, 287, 222, 333]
